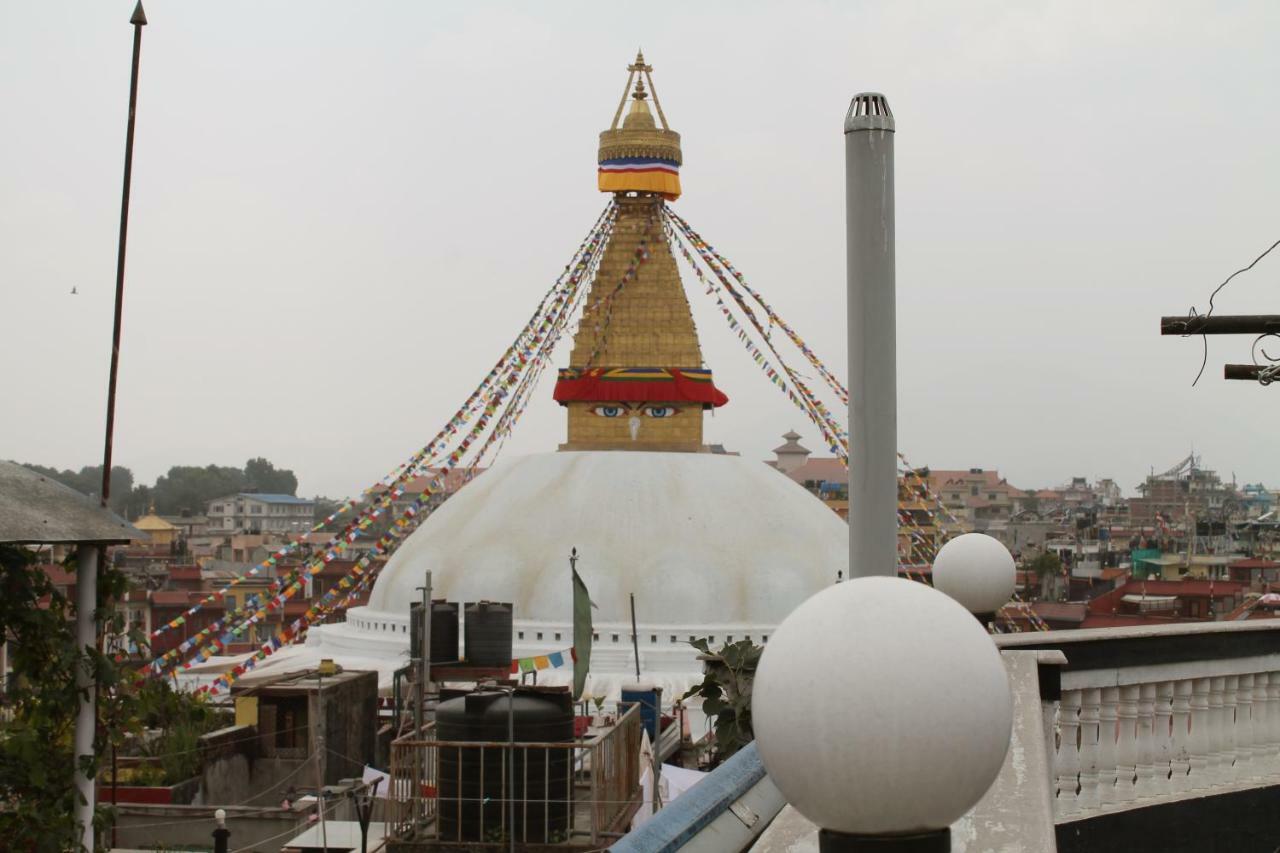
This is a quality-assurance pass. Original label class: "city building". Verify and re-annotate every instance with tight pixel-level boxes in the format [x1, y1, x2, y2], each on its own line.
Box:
[1129, 453, 1239, 525]
[206, 493, 316, 535]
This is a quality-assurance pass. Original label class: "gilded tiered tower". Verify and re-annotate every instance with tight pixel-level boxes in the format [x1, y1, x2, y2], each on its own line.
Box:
[554, 53, 728, 452]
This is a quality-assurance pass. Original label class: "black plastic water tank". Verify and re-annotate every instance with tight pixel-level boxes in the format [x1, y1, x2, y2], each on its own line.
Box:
[436, 690, 574, 843]
[463, 601, 513, 667]
[410, 600, 460, 664]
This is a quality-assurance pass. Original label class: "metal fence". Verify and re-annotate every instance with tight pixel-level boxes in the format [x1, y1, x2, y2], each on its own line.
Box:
[389, 704, 642, 847]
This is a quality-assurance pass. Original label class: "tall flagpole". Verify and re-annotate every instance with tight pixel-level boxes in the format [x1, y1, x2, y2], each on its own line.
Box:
[100, 0, 148, 507]
[78, 4, 147, 850]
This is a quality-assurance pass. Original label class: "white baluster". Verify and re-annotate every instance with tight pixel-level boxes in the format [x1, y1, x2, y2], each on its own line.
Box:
[1259, 671, 1280, 768]
[1077, 687, 1102, 811]
[1055, 690, 1082, 816]
[1253, 673, 1271, 776]
[1153, 681, 1175, 795]
[1261, 673, 1279, 775]
[1223, 675, 1239, 781]
[1114, 685, 1139, 802]
[1097, 686, 1120, 806]
[1268, 672, 1280, 774]
[1188, 678, 1212, 791]
[1169, 680, 1192, 793]
[1236, 674, 1255, 780]
[1208, 676, 1227, 784]
[1134, 683, 1158, 798]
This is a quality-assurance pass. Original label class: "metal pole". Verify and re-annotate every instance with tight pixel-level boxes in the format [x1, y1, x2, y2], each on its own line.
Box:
[73, 544, 99, 852]
[629, 593, 641, 680]
[317, 667, 328, 851]
[1161, 315, 1280, 336]
[508, 688, 516, 853]
[100, 0, 147, 507]
[421, 573, 433, 704]
[844, 93, 897, 578]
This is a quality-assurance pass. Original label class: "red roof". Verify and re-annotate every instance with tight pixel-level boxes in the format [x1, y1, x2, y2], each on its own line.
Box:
[787, 458, 848, 486]
[1230, 558, 1280, 570]
[1080, 614, 1178, 629]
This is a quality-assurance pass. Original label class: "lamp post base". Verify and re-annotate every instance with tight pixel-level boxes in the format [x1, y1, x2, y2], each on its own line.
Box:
[819, 828, 950, 853]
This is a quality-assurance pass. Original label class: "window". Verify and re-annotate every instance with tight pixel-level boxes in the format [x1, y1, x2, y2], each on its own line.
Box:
[536, 632, 543, 641]
[593, 632, 599, 641]
[650, 635, 657, 644]
[518, 631, 524, 640]
[762, 635, 769, 643]
[226, 595, 237, 611]
[611, 634, 619, 643]
[970, 485, 979, 497]
[726, 635, 733, 643]
[670, 635, 677, 643]
[554, 633, 561, 641]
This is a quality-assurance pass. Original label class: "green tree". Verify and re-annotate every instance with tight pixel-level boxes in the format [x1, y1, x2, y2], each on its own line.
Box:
[244, 457, 298, 496]
[682, 638, 762, 765]
[151, 464, 247, 516]
[0, 544, 138, 848]
[312, 495, 343, 528]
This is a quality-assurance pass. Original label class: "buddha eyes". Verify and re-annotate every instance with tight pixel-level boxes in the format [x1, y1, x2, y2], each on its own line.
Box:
[588, 404, 682, 418]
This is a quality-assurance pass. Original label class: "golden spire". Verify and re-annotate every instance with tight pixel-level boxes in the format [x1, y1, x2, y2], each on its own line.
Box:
[556, 54, 727, 452]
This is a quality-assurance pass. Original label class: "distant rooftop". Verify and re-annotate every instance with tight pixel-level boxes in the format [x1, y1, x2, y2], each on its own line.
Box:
[214, 493, 313, 505]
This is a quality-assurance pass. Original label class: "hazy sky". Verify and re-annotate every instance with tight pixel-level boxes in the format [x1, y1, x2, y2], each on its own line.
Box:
[3, 1, 1277, 500]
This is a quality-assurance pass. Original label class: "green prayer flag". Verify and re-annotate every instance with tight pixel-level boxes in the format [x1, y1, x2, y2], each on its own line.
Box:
[572, 552, 593, 701]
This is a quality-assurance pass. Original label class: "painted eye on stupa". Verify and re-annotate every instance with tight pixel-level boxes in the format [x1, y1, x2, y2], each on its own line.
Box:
[642, 405, 680, 418]
[591, 404, 629, 418]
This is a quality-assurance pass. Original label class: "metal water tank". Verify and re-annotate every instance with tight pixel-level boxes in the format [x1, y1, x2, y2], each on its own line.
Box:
[463, 601, 513, 667]
[436, 690, 574, 843]
[411, 600, 461, 664]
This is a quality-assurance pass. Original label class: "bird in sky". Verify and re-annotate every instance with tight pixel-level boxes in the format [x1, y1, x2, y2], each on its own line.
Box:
[70, 286, 78, 295]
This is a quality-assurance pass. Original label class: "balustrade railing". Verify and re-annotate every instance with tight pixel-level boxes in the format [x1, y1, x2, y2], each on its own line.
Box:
[999, 620, 1280, 821]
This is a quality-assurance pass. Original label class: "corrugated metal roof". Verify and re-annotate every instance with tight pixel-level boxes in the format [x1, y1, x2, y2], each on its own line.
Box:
[0, 461, 140, 545]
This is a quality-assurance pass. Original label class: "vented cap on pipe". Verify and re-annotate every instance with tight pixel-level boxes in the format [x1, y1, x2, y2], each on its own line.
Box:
[844, 93, 895, 133]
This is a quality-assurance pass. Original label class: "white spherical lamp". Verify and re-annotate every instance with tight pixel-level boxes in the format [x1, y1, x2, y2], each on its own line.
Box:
[931, 533, 1016, 617]
[753, 576, 1012, 848]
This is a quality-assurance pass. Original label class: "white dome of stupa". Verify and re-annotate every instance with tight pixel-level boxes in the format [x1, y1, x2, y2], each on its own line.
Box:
[237, 450, 847, 700]
[368, 450, 847, 625]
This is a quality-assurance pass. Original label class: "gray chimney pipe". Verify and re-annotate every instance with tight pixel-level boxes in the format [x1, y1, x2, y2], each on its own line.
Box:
[844, 94, 897, 578]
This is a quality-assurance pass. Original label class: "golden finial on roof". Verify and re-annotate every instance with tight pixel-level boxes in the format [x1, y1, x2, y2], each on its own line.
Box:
[598, 50, 682, 199]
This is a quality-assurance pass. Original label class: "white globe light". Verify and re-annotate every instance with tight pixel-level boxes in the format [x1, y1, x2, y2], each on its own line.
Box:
[753, 576, 1012, 836]
[932, 533, 1016, 615]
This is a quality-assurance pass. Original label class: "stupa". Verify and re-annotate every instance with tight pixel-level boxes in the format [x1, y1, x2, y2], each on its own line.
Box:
[251, 54, 848, 699]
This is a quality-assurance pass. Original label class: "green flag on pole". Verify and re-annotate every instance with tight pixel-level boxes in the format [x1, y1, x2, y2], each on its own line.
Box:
[571, 548, 594, 701]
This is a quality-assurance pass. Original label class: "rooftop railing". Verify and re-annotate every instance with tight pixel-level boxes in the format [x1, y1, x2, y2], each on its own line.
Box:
[388, 703, 642, 848]
[997, 619, 1280, 824]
